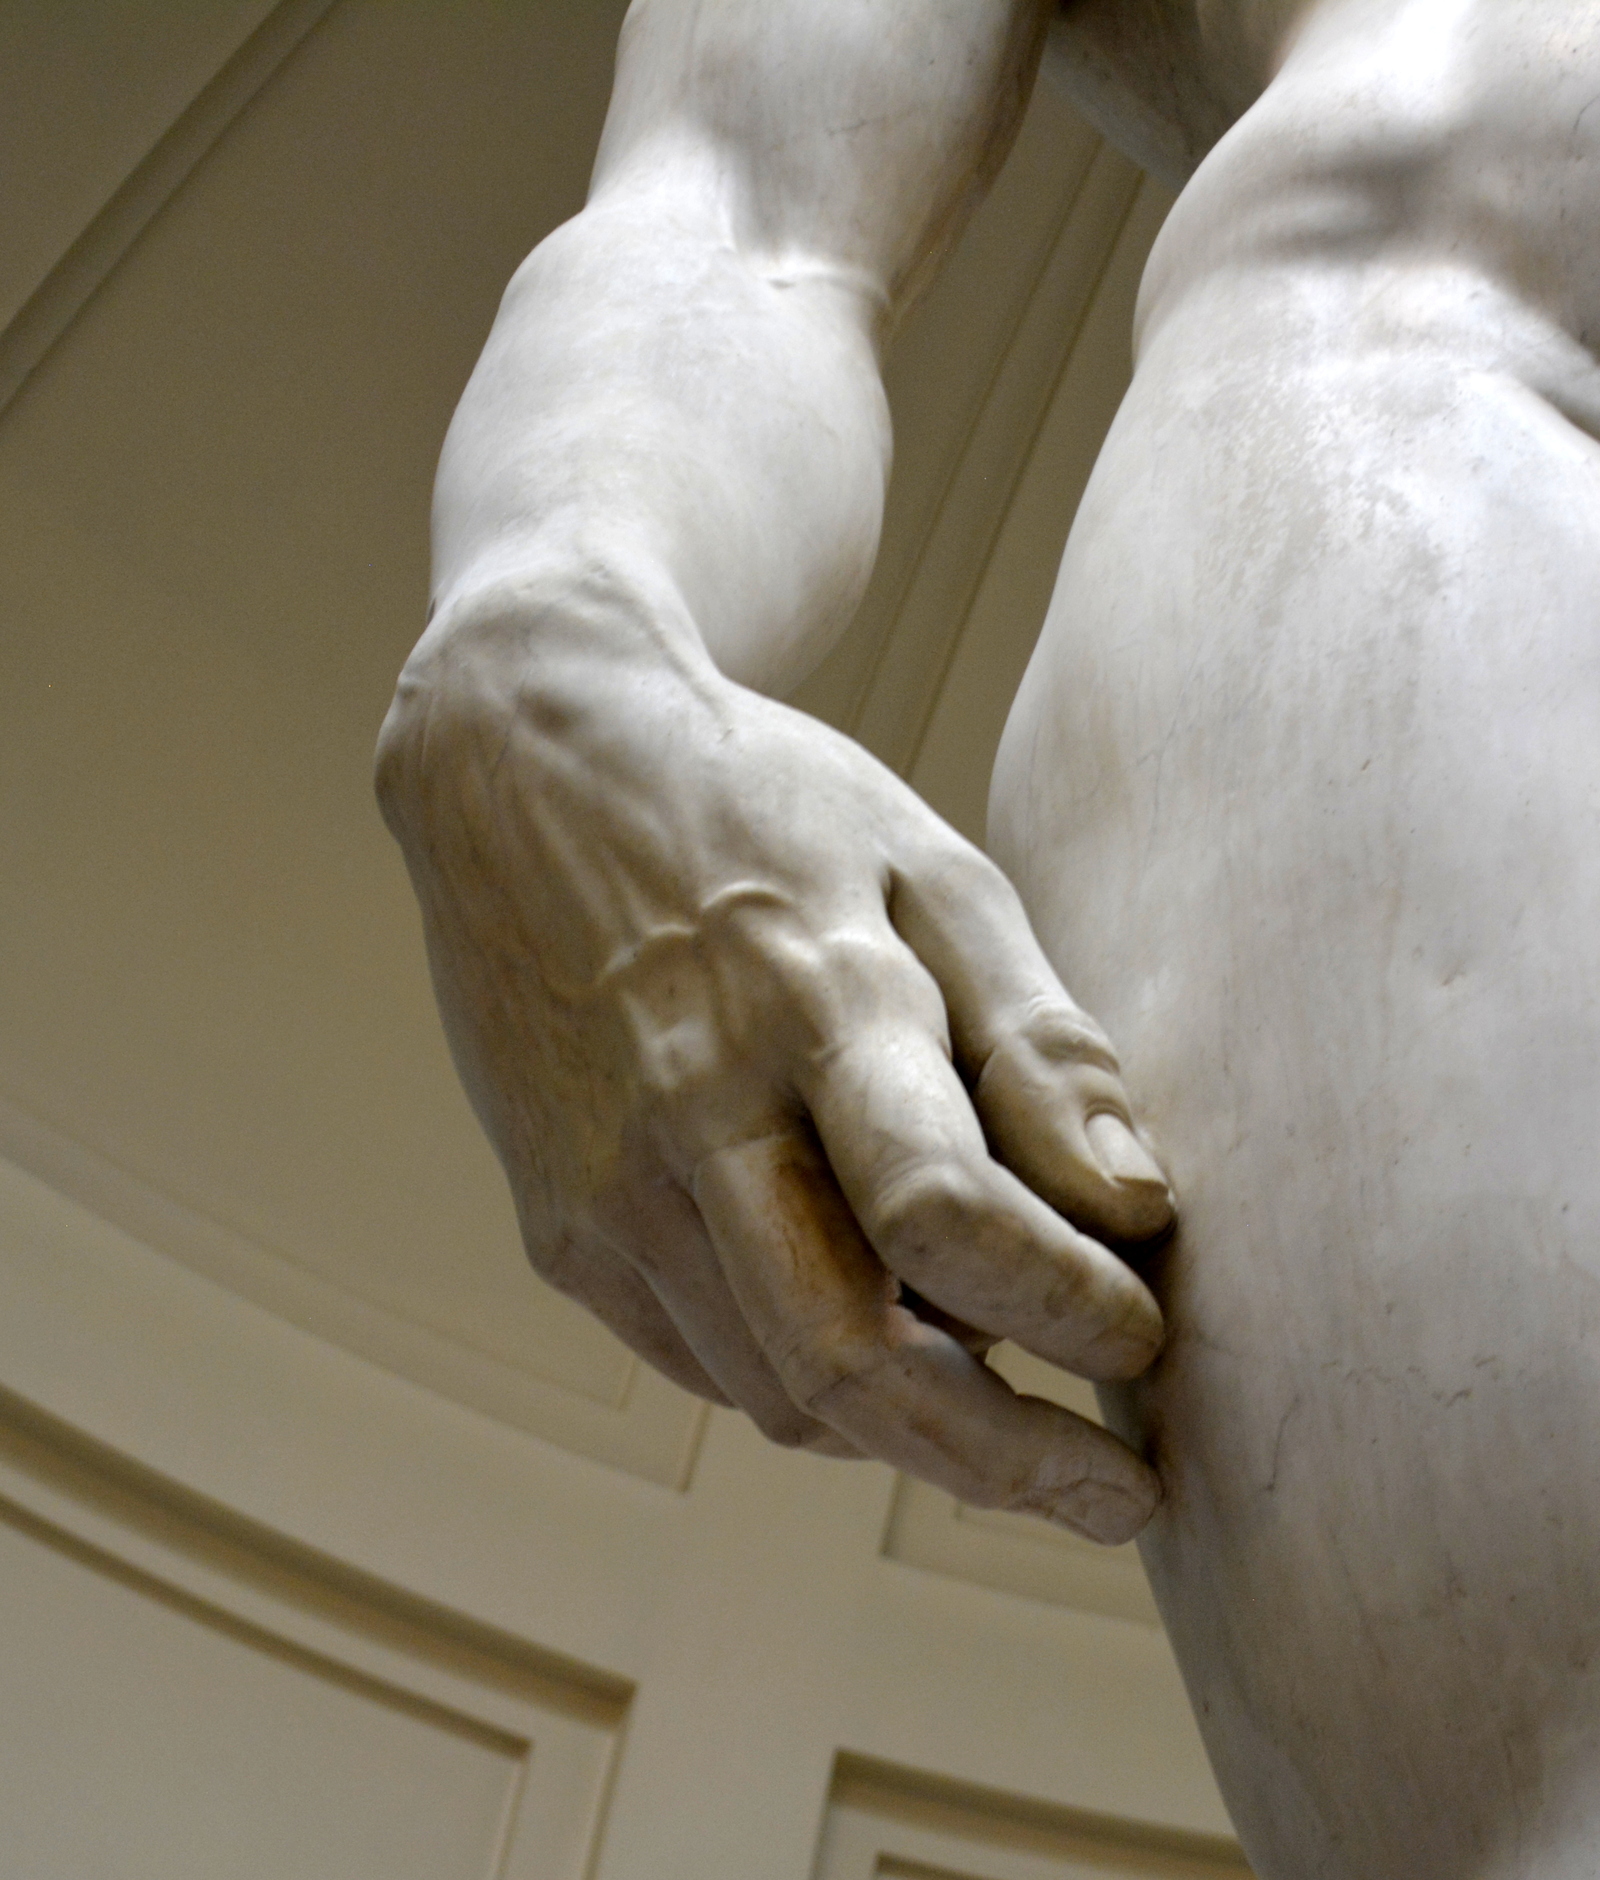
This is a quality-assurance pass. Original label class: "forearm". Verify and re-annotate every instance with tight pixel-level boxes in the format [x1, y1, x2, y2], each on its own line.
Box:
[429, 182, 891, 697]
[424, 0, 1052, 699]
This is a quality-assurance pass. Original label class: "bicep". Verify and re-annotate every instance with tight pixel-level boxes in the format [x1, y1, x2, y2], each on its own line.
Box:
[590, 0, 1053, 328]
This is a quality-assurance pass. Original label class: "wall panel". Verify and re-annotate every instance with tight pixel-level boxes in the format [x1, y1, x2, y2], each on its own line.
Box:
[0, 1405, 622, 1880]
[816, 1763, 1251, 1880]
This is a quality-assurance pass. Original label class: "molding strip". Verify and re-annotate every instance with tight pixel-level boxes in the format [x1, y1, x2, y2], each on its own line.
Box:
[0, 1098, 708, 1490]
[0, 0, 340, 418]
[850, 145, 1144, 779]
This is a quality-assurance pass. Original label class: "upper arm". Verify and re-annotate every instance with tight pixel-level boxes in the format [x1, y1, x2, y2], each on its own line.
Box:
[590, 0, 1054, 331]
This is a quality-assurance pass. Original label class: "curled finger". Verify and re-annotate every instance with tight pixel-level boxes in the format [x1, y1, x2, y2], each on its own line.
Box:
[889, 844, 1173, 1243]
[693, 1130, 1160, 1542]
[801, 1019, 1163, 1381]
[585, 1170, 861, 1456]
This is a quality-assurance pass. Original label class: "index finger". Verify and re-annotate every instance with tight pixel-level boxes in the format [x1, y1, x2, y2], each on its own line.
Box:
[693, 1130, 1160, 1543]
[801, 1010, 1163, 1382]
[889, 842, 1174, 1245]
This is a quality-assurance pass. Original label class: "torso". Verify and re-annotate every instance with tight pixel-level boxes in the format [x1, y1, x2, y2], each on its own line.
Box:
[998, 7, 1600, 1876]
[1137, 0, 1600, 392]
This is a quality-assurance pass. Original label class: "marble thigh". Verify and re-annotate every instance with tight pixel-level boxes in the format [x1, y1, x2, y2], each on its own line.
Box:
[991, 342, 1600, 1879]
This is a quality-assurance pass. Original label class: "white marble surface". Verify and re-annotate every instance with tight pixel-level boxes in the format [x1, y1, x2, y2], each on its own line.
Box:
[382, 2, 1600, 1873]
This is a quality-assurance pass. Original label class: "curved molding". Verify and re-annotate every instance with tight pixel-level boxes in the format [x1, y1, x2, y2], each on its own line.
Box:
[0, 1399, 623, 1880]
[0, 1149, 678, 1678]
[819, 1755, 1249, 1878]
[0, 1102, 706, 1489]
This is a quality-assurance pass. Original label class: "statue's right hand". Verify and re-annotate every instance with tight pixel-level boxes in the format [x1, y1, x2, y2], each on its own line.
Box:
[376, 584, 1172, 1543]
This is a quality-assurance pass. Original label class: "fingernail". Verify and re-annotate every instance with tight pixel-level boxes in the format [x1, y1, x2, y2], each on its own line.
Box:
[1053, 1473, 1160, 1546]
[1086, 1112, 1169, 1195]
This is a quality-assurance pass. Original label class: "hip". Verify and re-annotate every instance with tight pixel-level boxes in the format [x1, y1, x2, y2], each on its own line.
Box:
[989, 310, 1600, 1878]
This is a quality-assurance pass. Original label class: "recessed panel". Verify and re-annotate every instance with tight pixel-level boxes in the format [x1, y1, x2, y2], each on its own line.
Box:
[0, 1503, 521, 1880]
[816, 1762, 1251, 1880]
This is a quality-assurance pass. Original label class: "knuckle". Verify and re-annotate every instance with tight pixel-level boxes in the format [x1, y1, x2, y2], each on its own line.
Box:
[991, 999, 1121, 1079]
[627, 998, 723, 1116]
[943, 842, 1010, 899]
[766, 1318, 877, 1419]
[744, 1396, 839, 1451]
[906, 821, 997, 885]
[761, 931, 840, 1034]
[871, 1162, 991, 1254]
[770, 924, 912, 1044]
[911, 838, 1026, 930]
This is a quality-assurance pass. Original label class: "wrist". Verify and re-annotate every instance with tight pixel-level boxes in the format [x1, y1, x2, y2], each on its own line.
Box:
[377, 552, 734, 840]
[422, 525, 719, 682]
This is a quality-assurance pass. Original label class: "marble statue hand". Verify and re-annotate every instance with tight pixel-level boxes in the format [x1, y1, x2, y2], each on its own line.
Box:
[378, 593, 1171, 1544]
[381, 0, 1175, 1542]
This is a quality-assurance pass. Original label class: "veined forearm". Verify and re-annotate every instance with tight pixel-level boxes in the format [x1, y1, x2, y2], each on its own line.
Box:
[429, 185, 892, 696]
[427, 0, 1051, 696]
